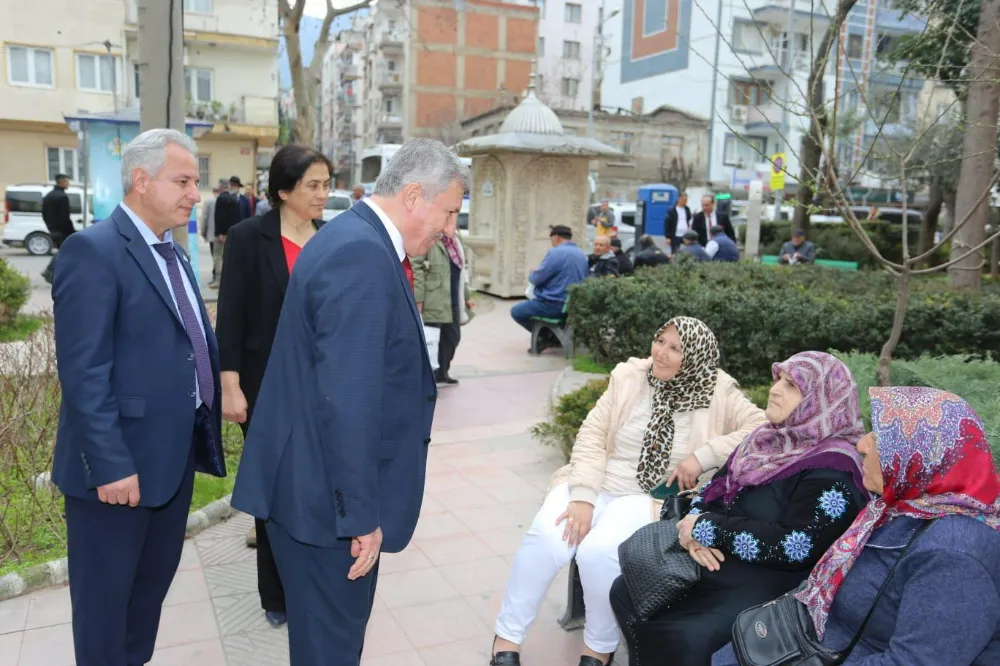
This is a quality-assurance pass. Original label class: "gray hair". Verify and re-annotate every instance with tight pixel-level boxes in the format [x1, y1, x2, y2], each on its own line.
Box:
[121, 128, 198, 194]
[372, 138, 470, 199]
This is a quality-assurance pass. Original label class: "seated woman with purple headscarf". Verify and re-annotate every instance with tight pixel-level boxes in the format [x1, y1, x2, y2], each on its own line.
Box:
[610, 351, 871, 666]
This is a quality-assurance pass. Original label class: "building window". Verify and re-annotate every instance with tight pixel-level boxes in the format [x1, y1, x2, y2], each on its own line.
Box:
[661, 136, 684, 162]
[847, 34, 864, 59]
[561, 78, 579, 97]
[723, 135, 767, 167]
[538, 36, 545, 56]
[183, 0, 212, 14]
[47, 147, 83, 183]
[387, 59, 397, 71]
[732, 21, 764, 52]
[610, 131, 635, 155]
[197, 155, 210, 187]
[729, 80, 771, 106]
[185, 67, 213, 102]
[7, 45, 54, 87]
[565, 2, 582, 23]
[76, 53, 121, 93]
[133, 62, 141, 98]
[563, 41, 581, 59]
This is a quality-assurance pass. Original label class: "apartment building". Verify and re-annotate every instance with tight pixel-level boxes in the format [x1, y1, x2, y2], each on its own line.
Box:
[520, 0, 599, 112]
[321, 15, 367, 186]
[352, 0, 539, 150]
[0, 0, 279, 196]
[601, 0, 928, 194]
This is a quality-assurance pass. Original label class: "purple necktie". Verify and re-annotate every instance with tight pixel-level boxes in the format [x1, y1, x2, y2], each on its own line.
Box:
[154, 243, 214, 409]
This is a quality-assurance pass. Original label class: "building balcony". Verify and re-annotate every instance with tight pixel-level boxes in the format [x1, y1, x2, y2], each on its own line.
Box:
[340, 64, 360, 81]
[379, 29, 405, 50]
[185, 95, 278, 127]
[378, 113, 403, 129]
[745, 103, 784, 129]
[377, 69, 403, 89]
[751, 0, 830, 31]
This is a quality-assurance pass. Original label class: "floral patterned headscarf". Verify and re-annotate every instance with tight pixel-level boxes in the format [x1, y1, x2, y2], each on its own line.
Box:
[700, 351, 865, 505]
[636, 317, 719, 492]
[796, 387, 1000, 638]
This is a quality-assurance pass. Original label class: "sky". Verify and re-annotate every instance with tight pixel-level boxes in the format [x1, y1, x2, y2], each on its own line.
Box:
[278, 1, 370, 90]
[302, 0, 368, 18]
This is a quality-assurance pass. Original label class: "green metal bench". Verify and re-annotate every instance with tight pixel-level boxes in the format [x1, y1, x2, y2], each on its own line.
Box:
[528, 299, 573, 358]
[760, 255, 859, 271]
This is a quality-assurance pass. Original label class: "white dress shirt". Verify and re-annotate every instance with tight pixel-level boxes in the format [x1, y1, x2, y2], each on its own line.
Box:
[121, 202, 208, 408]
[361, 198, 405, 261]
[675, 206, 689, 236]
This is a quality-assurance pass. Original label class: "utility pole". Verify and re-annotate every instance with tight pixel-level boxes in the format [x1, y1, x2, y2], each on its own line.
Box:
[706, 0, 723, 185]
[138, 0, 189, 251]
[773, 0, 796, 221]
[589, 2, 604, 138]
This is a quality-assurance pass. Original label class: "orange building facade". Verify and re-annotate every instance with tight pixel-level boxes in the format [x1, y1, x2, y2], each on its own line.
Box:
[406, 0, 539, 138]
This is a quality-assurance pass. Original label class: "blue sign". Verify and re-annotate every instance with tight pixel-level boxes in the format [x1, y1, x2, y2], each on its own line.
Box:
[86, 123, 140, 222]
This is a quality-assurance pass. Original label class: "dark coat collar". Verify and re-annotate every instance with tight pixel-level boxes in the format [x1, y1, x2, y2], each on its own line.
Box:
[257, 208, 321, 296]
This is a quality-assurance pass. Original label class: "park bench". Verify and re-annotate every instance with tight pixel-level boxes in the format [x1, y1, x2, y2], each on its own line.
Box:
[528, 299, 573, 358]
[760, 255, 859, 271]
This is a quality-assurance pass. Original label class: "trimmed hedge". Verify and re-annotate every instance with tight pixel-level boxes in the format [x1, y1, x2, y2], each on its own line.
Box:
[0, 259, 29, 328]
[741, 222, 948, 269]
[568, 263, 1000, 386]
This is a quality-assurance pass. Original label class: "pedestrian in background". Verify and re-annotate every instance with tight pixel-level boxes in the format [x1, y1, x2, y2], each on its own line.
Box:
[41, 173, 75, 284]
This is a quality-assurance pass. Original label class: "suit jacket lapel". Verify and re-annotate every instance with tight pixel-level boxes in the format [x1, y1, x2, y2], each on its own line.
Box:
[114, 207, 184, 329]
[259, 210, 290, 297]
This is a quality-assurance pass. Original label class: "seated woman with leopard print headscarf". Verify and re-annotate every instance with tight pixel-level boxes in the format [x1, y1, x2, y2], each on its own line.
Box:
[489, 317, 767, 666]
[609, 351, 871, 666]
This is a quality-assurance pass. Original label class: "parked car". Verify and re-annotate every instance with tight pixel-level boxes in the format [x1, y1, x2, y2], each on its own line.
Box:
[585, 202, 636, 253]
[322, 189, 354, 221]
[2, 184, 91, 255]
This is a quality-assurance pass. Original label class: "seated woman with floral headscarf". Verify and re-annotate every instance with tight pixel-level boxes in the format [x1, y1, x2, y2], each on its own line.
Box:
[712, 386, 1000, 665]
[610, 351, 871, 666]
[489, 317, 767, 666]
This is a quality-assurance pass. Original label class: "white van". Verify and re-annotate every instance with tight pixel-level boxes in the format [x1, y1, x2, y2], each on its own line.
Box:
[322, 189, 354, 222]
[2, 184, 92, 255]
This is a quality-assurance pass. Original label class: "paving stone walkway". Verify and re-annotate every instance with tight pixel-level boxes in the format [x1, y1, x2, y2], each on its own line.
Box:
[0, 299, 634, 665]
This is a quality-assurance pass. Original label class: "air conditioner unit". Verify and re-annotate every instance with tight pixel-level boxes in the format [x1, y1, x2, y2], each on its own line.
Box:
[731, 105, 749, 123]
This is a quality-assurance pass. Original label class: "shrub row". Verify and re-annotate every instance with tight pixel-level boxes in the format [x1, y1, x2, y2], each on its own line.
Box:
[568, 263, 1000, 386]
[0, 259, 30, 328]
[741, 221, 948, 269]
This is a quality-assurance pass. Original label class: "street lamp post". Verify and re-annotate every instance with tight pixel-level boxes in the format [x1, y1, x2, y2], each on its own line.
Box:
[588, 6, 620, 138]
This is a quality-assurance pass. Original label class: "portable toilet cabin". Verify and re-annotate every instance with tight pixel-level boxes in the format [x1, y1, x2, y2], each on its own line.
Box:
[636, 184, 679, 238]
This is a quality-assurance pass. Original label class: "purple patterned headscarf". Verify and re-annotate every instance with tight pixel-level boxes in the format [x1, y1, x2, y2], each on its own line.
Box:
[700, 351, 866, 505]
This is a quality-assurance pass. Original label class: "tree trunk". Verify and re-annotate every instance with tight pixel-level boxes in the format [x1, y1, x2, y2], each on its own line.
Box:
[920, 182, 943, 267]
[877, 268, 911, 387]
[948, 0, 1000, 291]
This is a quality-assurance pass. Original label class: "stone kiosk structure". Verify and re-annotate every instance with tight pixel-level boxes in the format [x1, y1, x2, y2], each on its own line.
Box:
[454, 81, 622, 298]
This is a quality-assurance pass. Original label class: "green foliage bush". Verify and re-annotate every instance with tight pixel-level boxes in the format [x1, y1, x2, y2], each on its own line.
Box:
[742, 222, 948, 269]
[0, 259, 30, 328]
[568, 263, 1000, 386]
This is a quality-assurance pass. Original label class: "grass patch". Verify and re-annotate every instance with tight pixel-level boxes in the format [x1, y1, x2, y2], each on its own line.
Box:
[0, 315, 46, 343]
[573, 353, 614, 375]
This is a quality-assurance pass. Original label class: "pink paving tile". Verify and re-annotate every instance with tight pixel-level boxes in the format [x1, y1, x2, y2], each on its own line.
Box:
[423, 471, 476, 494]
[452, 505, 523, 533]
[177, 538, 202, 572]
[482, 479, 548, 506]
[413, 533, 497, 566]
[417, 635, 493, 666]
[361, 651, 427, 666]
[376, 568, 460, 610]
[429, 487, 503, 512]
[431, 441, 495, 460]
[24, 586, 72, 631]
[437, 557, 512, 596]
[505, 500, 548, 525]
[153, 599, 219, 649]
[378, 546, 434, 575]
[439, 453, 495, 471]
[147, 638, 226, 665]
[411, 513, 471, 541]
[477, 526, 529, 557]
[164, 569, 211, 606]
[0, 594, 29, 635]
[363, 610, 414, 657]
[463, 589, 562, 635]
[431, 372, 562, 431]
[0, 632, 22, 666]
[18, 622, 75, 666]
[391, 598, 489, 649]
[418, 494, 446, 516]
[459, 465, 526, 490]
[521, 617, 586, 663]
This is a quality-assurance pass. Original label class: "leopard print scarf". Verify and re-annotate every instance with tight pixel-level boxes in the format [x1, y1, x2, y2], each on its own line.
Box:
[636, 317, 720, 491]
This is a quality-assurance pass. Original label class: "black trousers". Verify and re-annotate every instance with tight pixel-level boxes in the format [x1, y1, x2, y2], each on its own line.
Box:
[435, 320, 460, 375]
[240, 421, 286, 613]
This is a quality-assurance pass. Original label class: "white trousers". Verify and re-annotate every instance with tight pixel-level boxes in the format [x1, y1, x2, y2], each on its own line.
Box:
[495, 483, 654, 654]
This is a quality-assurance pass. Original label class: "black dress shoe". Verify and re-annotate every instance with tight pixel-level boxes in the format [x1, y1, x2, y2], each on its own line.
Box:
[578, 656, 612, 666]
[490, 637, 521, 665]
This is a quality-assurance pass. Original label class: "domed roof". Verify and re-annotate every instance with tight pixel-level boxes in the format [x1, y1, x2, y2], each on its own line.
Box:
[499, 83, 564, 136]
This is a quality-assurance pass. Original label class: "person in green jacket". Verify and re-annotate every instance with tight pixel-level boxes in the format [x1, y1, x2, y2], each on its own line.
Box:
[411, 233, 474, 386]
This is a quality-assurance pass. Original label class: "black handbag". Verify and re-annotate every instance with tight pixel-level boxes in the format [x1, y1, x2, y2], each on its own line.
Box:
[731, 519, 936, 666]
[617, 517, 700, 619]
[659, 489, 698, 521]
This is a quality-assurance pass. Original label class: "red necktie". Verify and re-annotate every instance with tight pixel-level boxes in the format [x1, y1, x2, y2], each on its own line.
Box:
[402, 256, 414, 291]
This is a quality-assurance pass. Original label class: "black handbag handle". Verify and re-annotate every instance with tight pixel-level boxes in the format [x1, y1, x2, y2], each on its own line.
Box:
[834, 518, 937, 661]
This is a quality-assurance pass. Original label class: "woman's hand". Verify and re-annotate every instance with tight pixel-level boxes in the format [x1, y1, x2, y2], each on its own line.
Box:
[676, 513, 698, 549]
[687, 541, 725, 572]
[555, 501, 595, 547]
[667, 453, 704, 491]
[222, 384, 248, 424]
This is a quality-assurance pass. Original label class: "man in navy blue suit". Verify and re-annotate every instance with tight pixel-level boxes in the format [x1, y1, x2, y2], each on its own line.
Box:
[51, 128, 226, 666]
[231, 138, 470, 665]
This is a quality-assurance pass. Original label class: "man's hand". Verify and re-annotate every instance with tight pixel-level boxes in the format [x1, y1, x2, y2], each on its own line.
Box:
[97, 474, 140, 507]
[466, 300, 475, 310]
[667, 453, 704, 491]
[348, 527, 383, 580]
[222, 384, 248, 424]
[417, 302, 424, 314]
[555, 501, 595, 547]
[216, 234, 226, 242]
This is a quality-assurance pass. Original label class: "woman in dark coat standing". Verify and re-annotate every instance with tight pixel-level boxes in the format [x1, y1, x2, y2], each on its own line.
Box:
[610, 352, 870, 665]
[215, 145, 331, 627]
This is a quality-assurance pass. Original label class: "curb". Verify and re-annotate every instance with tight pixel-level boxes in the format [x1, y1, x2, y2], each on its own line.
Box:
[549, 366, 607, 409]
[0, 494, 234, 603]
